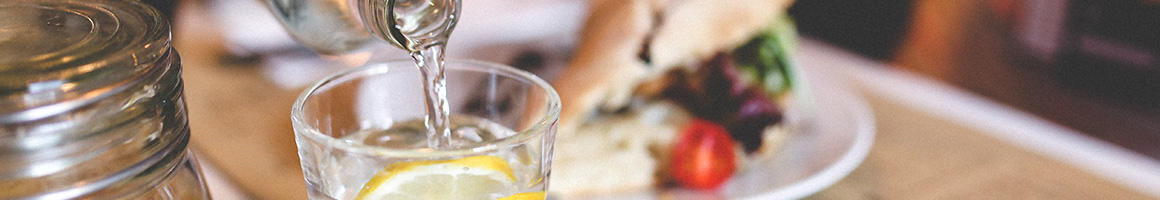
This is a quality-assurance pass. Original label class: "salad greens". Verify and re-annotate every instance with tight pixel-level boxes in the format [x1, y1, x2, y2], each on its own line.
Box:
[733, 14, 798, 96]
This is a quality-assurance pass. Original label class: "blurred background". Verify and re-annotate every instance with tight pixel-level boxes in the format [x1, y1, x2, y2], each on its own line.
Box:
[136, 0, 1159, 198]
[148, 0, 1160, 157]
[790, 0, 1160, 158]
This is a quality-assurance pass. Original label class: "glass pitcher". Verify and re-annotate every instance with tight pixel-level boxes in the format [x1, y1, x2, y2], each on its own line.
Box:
[266, 0, 460, 54]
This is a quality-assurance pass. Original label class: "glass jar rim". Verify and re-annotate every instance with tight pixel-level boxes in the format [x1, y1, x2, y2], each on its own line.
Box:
[0, 0, 172, 123]
[290, 59, 562, 158]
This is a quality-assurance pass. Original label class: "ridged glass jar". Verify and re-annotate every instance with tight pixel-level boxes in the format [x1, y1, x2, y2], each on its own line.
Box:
[0, 0, 210, 199]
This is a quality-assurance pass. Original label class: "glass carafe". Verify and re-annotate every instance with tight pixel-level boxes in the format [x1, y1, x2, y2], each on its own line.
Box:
[0, 0, 210, 199]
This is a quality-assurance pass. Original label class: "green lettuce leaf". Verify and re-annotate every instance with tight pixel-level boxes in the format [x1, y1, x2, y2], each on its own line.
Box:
[732, 14, 798, 96]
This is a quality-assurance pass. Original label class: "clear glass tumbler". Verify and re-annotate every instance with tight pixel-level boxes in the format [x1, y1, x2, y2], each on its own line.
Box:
[292, 60, 560, 200]
[0, 0, 209, 199]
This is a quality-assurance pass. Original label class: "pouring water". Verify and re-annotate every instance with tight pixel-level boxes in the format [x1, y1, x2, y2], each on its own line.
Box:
[270, 0, 463, 149]
[361, 0, 462, 149]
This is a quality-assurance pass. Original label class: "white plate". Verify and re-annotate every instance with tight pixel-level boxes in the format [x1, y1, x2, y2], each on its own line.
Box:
[725, 59, 877, 199]
[556, 57, 877, 200]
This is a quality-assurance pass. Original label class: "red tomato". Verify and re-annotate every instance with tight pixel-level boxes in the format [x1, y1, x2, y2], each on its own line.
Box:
[669, 119, 737, 190]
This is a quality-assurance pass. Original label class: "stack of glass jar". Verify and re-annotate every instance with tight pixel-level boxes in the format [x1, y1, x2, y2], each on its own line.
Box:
[0, 0, 210, 199]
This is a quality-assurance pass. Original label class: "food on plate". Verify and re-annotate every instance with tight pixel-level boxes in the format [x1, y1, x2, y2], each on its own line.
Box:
[550, 0, 804, 196]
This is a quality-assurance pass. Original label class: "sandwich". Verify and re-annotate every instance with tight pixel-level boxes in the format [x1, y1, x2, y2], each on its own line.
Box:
[550, 0, 803, 196]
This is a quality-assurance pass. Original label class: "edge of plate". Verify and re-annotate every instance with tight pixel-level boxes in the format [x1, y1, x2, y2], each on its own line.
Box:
[744, 61, 877, 200]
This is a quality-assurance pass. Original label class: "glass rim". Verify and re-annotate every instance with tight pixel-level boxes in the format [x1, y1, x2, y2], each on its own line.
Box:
[291, 59, 561, 158]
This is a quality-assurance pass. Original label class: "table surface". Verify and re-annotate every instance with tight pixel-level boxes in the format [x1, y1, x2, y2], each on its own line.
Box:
[798, 41, 1160, 199]
[172, 1, 1160, 199]
[893, 0, 1160, 161]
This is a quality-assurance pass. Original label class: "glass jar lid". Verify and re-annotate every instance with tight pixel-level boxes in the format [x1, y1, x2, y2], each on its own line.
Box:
[0, 0, 171, 123]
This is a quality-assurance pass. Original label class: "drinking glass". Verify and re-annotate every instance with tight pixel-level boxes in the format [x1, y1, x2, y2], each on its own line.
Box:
[291, 60, 560, 200]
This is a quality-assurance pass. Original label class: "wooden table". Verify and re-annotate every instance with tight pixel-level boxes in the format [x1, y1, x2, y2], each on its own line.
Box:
[171, 1, 1160, 199]
[799, 41, 1159, 199]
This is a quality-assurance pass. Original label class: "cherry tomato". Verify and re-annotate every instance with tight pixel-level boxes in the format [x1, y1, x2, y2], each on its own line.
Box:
[670, 119, 737, 190]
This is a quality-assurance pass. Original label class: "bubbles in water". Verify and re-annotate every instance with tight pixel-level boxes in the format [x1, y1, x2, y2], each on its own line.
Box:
[455, 126, 484, 143]
[339, 115, 515, 149]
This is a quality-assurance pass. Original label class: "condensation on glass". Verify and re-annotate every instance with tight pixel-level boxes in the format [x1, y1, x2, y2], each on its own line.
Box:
[0, 0, 210, 199]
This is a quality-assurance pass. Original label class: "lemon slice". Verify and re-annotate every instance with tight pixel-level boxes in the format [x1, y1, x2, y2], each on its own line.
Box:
[498, 191, 546, 200]
[354, 155, 518, 200]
